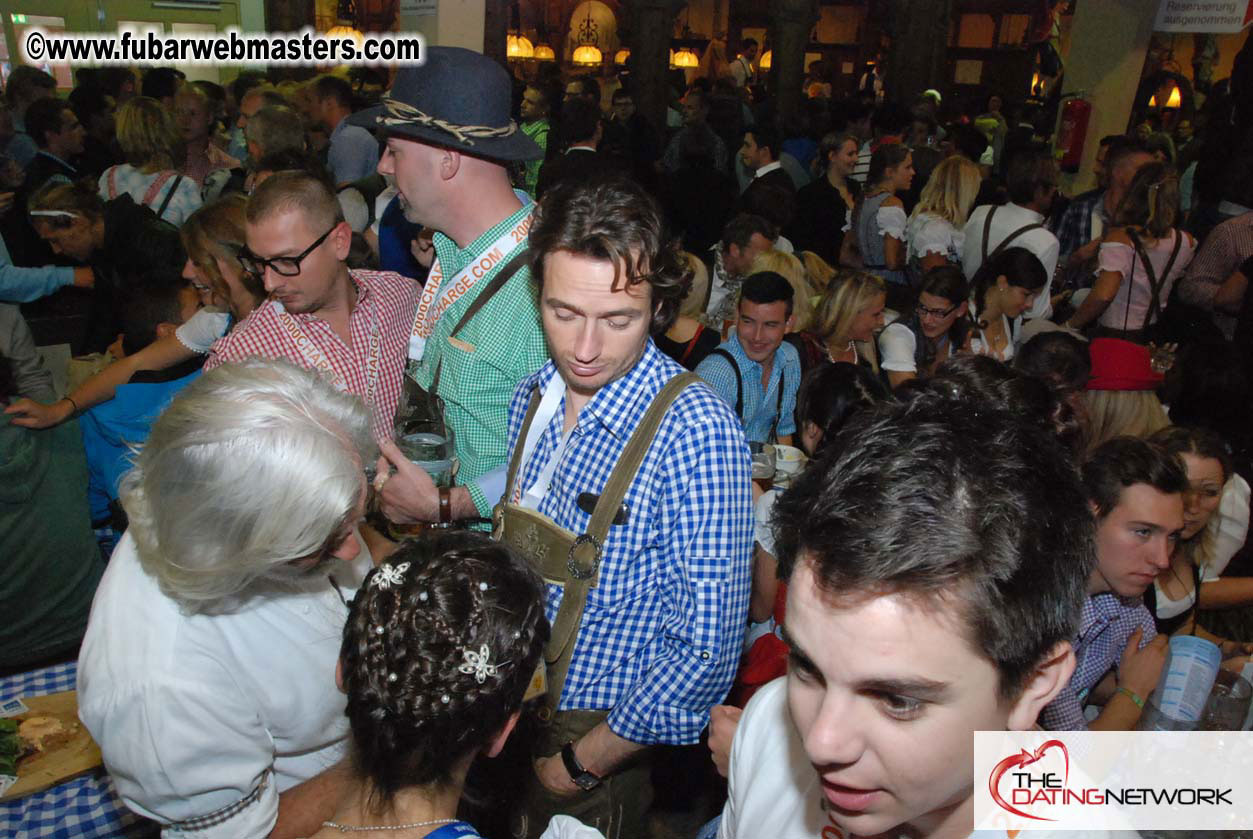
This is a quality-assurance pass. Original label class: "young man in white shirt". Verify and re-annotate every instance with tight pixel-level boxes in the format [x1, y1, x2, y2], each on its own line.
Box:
[963, 149, 1061, 322]
[712, 385, 1122, 839]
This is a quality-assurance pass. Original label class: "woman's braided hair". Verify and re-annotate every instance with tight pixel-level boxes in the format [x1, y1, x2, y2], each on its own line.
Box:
[340, 532, 549, 804]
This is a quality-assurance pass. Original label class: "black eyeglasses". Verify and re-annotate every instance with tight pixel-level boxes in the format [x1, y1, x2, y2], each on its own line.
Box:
[239, 225, 336, 278]
[916, 302, 959, 320]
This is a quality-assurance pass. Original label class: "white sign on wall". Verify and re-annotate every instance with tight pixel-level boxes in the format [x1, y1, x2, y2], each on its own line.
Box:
[400, 0, 437, 17]
[1155, 0, 1253, 32]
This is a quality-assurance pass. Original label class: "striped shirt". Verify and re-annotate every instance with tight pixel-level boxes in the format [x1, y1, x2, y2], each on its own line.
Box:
[204, 269, 419, 442]
[850, 140, 872, 184]
[1177, 210, 1253, 340]
[410, 199, 549, 515]
[505, 341, 754, 744]
[1038, 592, 1157, 731]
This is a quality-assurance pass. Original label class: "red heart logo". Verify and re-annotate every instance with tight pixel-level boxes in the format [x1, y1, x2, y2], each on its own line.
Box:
[988, 739, 1070, 822]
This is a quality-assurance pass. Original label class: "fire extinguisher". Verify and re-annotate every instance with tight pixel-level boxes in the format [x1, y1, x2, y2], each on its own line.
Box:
[1057, 93, 1092, 174]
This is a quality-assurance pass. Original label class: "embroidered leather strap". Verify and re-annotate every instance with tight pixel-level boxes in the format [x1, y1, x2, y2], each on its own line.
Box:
[542, 372, 701, 709]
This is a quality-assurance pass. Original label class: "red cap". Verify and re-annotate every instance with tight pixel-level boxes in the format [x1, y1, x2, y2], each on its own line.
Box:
[1087, 338, 1163, 391]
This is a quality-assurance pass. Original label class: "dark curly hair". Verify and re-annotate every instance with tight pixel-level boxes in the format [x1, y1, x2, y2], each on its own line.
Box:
[1015, 330, 1091, 394]
[528, 174, 691, 335]
[340, 533, 549, 807]
[794, 362, 889, 458]
[927, 354, 1086, 457]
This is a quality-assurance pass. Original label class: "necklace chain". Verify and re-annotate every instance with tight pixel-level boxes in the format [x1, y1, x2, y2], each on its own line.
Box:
[322, 817, 459, 833]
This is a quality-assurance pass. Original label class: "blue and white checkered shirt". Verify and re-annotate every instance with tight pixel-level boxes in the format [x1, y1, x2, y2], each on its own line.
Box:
[504, 340, 754, 745]
[695, 332, 801, 444]
[1051, 188, 1107, 293]
[1038, 592, 1158, 731]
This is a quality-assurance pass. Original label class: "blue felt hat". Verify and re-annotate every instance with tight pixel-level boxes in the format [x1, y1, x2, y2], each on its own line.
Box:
[348, 46, 542, 162]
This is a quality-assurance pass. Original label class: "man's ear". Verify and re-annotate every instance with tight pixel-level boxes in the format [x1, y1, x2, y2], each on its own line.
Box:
[440, 148, 462, 181]
[154, 322, 178, 339]
[332, 220, 353, 260]
[485, 709, 522, 758]
[335, 657, 346, 694]
[956, 301, 969, 318]
[1006, 641, 1075, 730]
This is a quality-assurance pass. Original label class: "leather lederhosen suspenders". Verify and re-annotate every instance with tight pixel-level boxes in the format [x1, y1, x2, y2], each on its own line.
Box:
[706, 348, 785, 443]
[981, 205, 1046, 265]
[1091, 229, 1185, 343]
[493, 372, 700, 719]
[1122, 229, 1184, 337]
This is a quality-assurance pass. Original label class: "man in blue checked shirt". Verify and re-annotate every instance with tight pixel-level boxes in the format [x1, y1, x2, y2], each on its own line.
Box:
[695, 271, 801, 445]
[496, 175, 753, 839]
[1038, 437, 1185, 731]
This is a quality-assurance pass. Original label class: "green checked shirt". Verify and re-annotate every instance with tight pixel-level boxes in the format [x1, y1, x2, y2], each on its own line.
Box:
[520, 118, 549, 198]
[409, 199, 549, 516]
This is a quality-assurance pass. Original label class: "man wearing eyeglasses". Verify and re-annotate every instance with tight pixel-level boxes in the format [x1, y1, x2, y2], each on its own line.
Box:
[202, 171, 418, 442]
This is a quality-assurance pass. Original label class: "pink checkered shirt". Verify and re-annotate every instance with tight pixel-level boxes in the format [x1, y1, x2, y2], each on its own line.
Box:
[204, 269, 419, 441]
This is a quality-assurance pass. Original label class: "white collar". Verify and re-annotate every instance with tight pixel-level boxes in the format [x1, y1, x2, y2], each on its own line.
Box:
[566, 145, 596, 154]
[754, 160, 783, 179]
[1004, 202, 1044, 223]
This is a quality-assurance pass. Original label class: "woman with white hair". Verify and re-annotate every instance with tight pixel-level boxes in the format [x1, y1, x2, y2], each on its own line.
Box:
[77, 358, 377, 839]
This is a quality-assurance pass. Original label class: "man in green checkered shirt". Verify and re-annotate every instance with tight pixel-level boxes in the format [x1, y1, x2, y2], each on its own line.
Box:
[350, 47, 549, 525]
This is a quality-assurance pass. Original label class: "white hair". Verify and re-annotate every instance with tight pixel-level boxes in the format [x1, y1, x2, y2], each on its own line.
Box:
[119, 358, 375, 613]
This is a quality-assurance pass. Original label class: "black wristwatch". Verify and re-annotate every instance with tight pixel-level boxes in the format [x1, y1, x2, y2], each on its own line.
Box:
[560, 741, 602, 791]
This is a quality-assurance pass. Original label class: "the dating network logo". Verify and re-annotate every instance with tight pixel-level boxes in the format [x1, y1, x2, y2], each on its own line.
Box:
[987, 737, 1231, 823]
[988, 740, 1070, 821]
[975, 730, 1253, 832]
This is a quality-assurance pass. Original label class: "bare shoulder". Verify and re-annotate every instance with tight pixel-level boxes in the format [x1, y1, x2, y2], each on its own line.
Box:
[1105, 227, 1134, 245]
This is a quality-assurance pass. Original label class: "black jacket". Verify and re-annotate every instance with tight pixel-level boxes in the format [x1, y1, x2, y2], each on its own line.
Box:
[787, 176, 860, 265]
[83, 195, 186, 353]
[738, 166, 797, 230]
[536, 148, 618, 199]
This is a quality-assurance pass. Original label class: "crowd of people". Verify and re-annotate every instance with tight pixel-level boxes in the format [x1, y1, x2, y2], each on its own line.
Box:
[0, 33, 1251, 839]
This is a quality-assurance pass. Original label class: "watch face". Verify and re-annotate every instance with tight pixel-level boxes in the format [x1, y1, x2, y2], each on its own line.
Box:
[561, 741, 601, 790]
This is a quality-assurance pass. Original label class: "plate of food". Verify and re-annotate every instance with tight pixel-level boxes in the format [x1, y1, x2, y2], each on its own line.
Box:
[0, 691, 102, 802]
